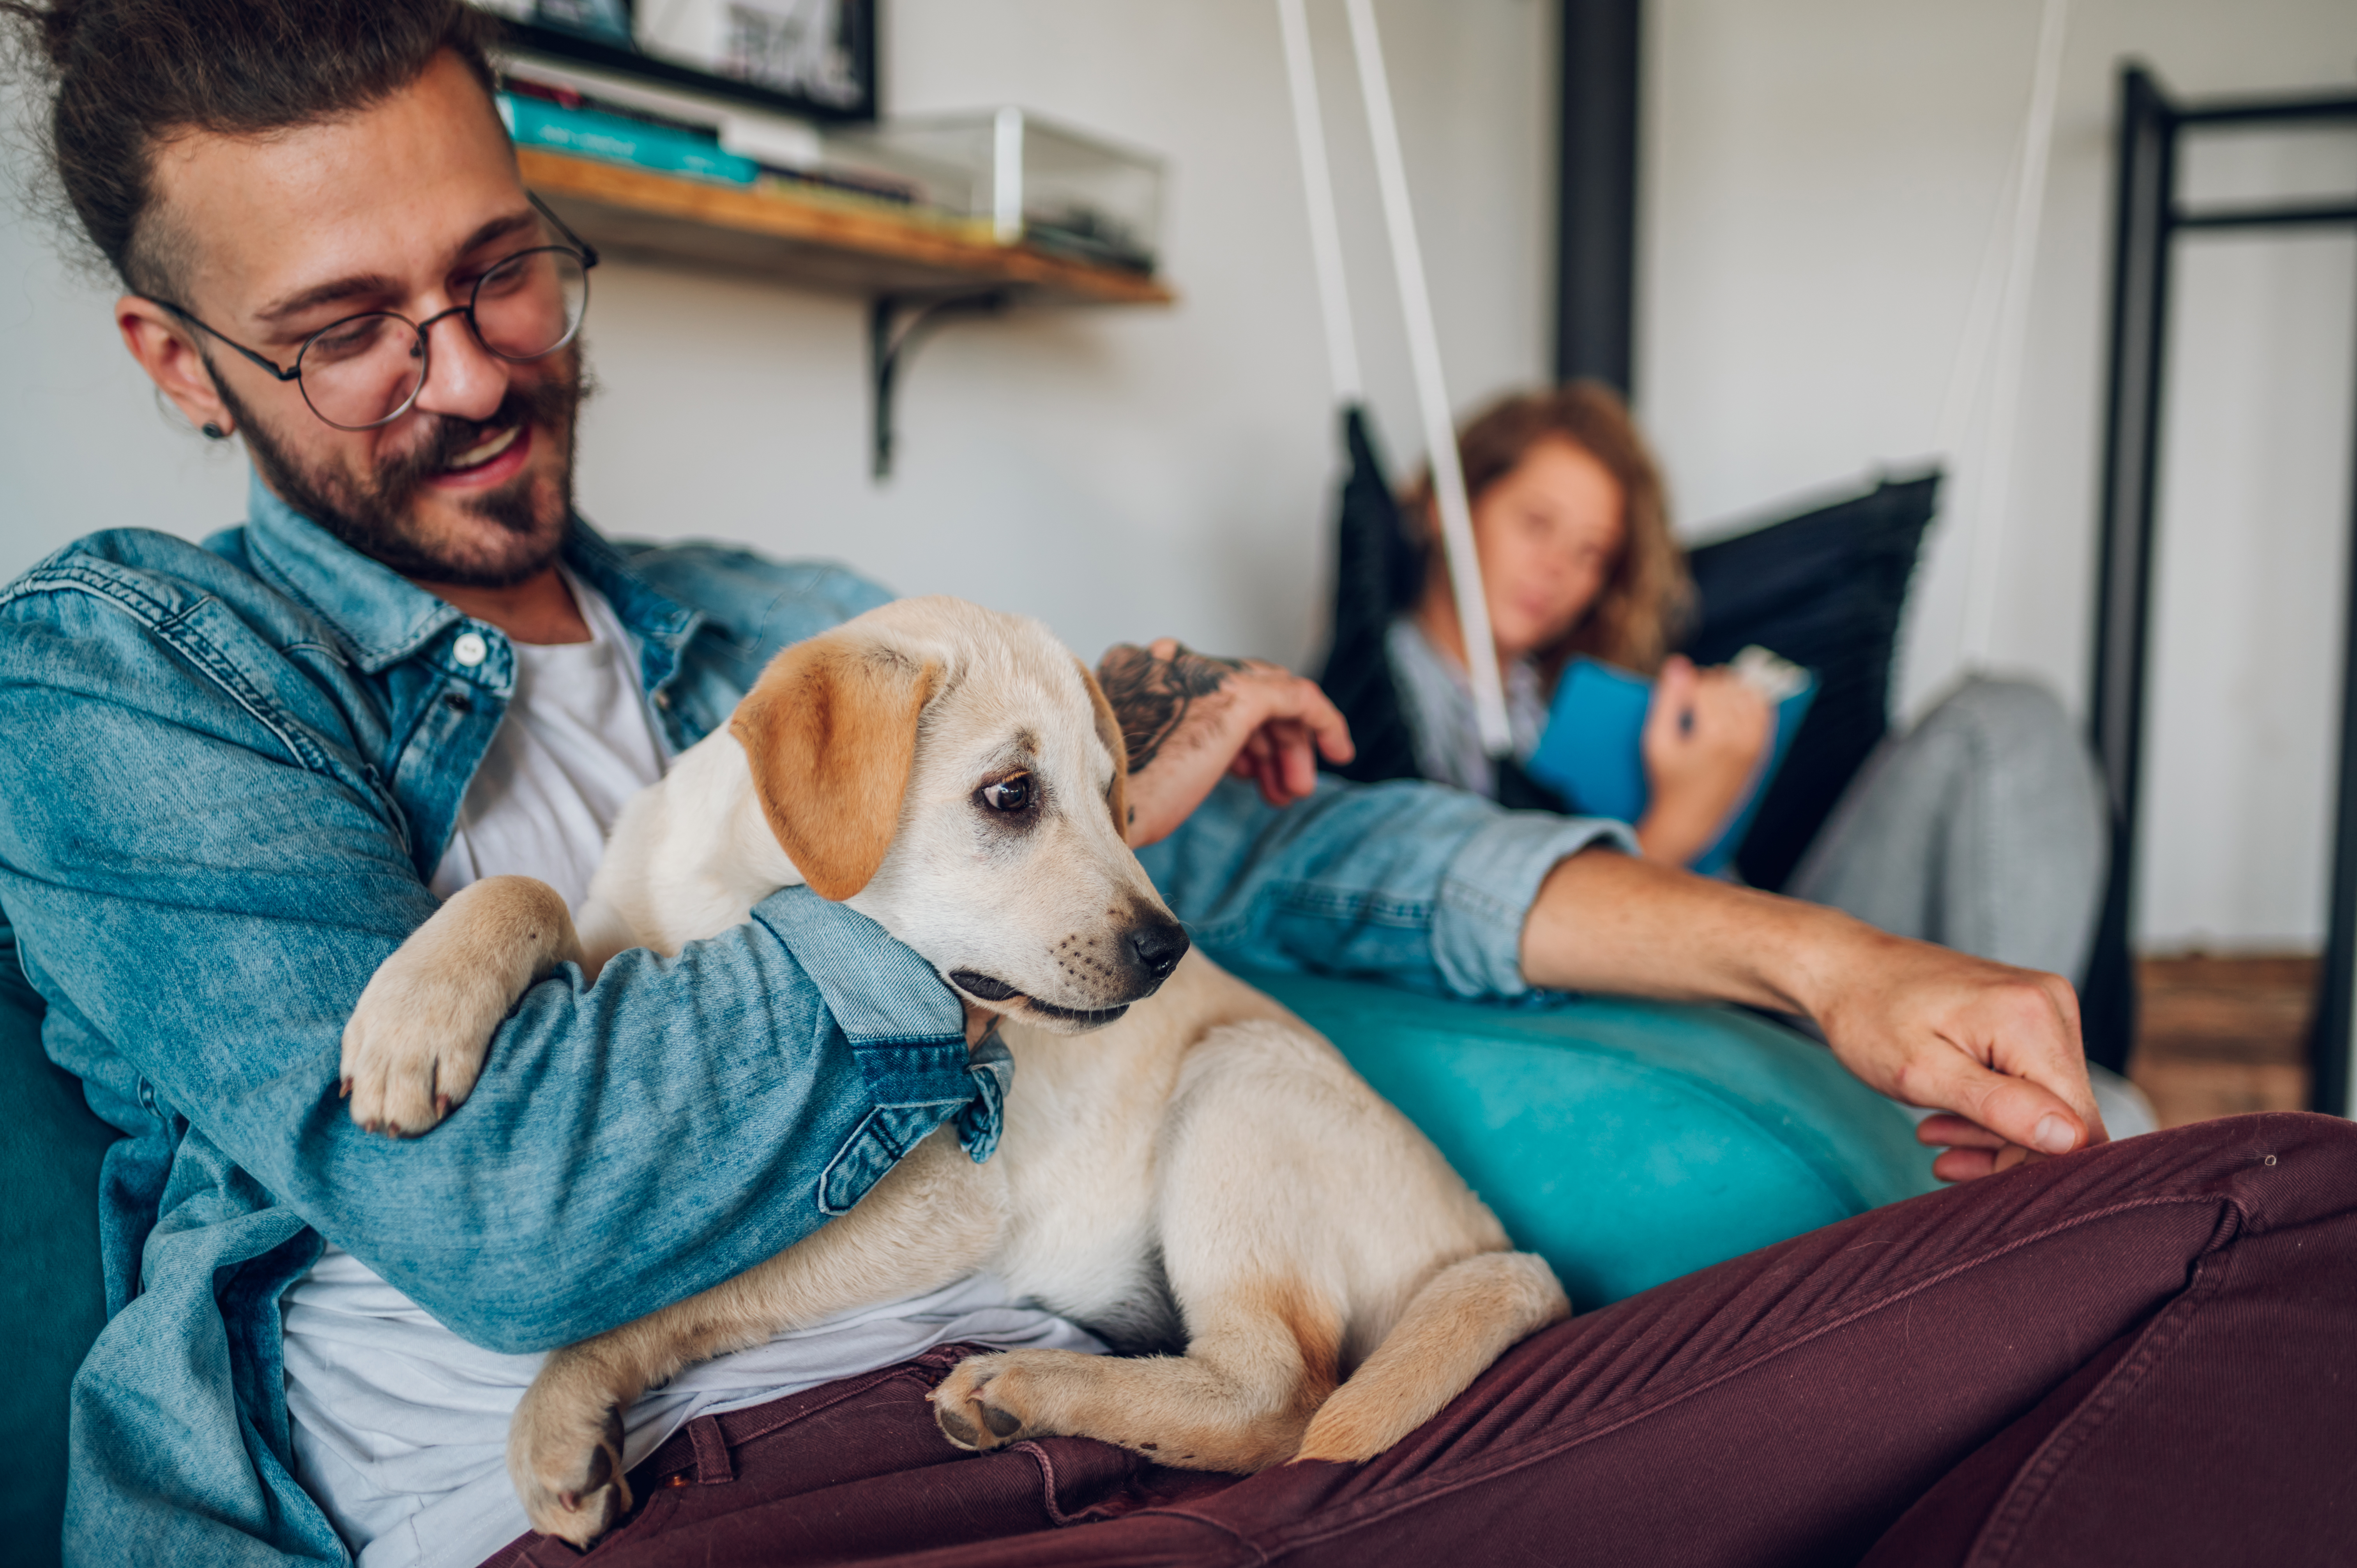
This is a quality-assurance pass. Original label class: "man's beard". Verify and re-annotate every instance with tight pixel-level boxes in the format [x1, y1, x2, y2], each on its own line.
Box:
[216, 354, 587, 589]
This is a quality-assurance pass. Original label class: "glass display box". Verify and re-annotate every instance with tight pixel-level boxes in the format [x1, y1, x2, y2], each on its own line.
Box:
[826, 109, 1165, 272]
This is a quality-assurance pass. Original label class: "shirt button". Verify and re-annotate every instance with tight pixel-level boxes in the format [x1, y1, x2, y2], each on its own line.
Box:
[651, 689, 671, 710]
[452, 631, 489, 667]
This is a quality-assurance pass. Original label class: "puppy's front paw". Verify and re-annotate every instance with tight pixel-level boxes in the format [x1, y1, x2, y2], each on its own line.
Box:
[341, 876, 576, 1137]
[932, 1353, 1040, 1452]
[340, 1002, 482, 1137]
[511, 1396, 632, 1548]
[339, 950, 510, 1137]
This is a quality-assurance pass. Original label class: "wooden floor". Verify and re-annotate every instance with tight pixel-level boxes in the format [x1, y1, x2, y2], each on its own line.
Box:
[2127, 955, 2315, 1128]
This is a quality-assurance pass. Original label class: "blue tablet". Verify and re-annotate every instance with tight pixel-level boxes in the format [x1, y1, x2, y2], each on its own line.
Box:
[1523, 651, 1817, 876]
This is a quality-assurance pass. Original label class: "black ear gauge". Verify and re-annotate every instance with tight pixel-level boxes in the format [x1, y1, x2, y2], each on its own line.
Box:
[201, 422, 230, 441]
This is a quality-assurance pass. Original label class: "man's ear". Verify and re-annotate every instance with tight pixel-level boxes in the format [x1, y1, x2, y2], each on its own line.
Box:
[733, 634, 938, 900]
[116, 297, 235, 438]
[1077, 659, 1132, 843]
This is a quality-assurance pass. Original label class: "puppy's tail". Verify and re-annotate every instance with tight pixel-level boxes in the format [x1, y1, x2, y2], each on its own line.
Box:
[1292, 1250, 1567, 1464]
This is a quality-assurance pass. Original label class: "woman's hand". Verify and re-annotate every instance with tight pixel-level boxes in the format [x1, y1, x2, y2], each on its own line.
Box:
[1096, 640, 1355, 847]
[1636, 655, 1775, 866]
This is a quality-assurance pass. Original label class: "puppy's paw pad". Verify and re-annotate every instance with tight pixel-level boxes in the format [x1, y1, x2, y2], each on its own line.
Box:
[340, 1031, 459, 1137]
[519, 1405, 631, 1547]
[932, 1359, 1032, 1452]
[935, 1401, 984, 1450]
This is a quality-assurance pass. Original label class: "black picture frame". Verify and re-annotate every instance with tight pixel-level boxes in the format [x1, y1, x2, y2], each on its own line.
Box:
[500, 4, 879, 125]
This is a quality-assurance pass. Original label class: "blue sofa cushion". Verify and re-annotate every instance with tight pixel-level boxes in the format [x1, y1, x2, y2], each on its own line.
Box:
[1244, 969, 1938, 1307]
[1, 929, 115, 1568]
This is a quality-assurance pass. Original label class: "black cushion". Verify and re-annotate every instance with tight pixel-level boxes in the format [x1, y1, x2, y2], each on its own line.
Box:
[1317, 406, 1426, 787]
[1315, 441, 1938, 891]
[1681, 472, 1938, 892]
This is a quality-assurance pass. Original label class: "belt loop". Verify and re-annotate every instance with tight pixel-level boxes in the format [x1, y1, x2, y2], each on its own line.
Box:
[688, 1414, 734, 1485]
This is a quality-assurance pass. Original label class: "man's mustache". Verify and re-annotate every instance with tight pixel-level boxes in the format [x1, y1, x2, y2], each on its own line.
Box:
[371, 378, 579, 504]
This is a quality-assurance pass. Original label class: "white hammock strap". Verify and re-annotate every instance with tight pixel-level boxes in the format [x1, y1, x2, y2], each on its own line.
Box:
[1341, 0, 1514, 755]
[1956, 0, 2072, 667]
[1277, 0, 1363, 405]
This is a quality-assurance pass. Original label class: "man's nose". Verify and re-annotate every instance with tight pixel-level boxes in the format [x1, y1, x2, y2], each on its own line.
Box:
[410, 307, 512, 424]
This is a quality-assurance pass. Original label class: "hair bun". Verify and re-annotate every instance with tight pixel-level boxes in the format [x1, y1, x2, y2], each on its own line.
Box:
[0, 0, 80, 73]
[4, 0, 498, 294]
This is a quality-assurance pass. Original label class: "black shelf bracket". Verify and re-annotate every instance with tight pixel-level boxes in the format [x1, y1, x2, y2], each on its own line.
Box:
[869, 290, 1013, 481]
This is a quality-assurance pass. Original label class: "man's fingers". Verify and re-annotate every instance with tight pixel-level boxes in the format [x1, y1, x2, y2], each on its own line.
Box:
[1931, 1146, 2000, 1183]
[1958, 976, 2108, 1151]
[1914, 1113, 2009, 1151]
[1911, 1051, 2086, 1157]
[1233, 672, 1352, 765]
[1276, 678, 1353, 765]
[1224, 719, 1322, 806]
[1933, 1136, 2008, 1174]
[1929, 1139, 2034, 1182]
[1270, 718, 1319, 799]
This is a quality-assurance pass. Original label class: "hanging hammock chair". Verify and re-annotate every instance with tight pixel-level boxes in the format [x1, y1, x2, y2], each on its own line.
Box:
[1288, 0, 2069, 897]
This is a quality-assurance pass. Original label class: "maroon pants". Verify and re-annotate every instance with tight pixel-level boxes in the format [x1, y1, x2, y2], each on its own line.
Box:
[485, 1112, 2357, 1567]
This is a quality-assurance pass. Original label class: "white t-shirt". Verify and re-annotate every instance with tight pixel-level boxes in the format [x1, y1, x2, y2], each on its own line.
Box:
[283, 573, 1098, 1568]
[425, 567, 668, 911]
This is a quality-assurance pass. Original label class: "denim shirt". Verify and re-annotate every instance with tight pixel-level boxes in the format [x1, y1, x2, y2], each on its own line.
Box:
[0, 475, 1627, 1566]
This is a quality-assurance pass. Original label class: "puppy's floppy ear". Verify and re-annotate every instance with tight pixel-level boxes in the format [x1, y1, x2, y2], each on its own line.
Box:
[733, 634, 938, 900]
[1076, 659, 1132, 842]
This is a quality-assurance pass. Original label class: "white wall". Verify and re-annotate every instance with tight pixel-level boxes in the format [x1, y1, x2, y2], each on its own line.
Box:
[0, 0, 1555, 675]
[1640, 0, 2357, 950]
[10, 0, 2356, 951]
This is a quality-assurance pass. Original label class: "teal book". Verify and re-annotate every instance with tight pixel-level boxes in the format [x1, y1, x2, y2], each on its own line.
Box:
[1523, 647, 1816, 877]
[497, 93, 758, 186]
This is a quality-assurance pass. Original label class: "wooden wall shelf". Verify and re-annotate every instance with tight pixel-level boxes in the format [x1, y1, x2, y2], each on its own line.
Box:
[519, 146, 1173, 475]
[519, 147, 1175, 307]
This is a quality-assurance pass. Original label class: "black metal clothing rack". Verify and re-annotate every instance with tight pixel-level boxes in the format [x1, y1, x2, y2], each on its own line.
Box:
[2086, 64, 2357, 1115]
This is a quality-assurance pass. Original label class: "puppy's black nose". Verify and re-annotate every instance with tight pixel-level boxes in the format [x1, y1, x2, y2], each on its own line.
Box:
[1126, 918, 1190, 982]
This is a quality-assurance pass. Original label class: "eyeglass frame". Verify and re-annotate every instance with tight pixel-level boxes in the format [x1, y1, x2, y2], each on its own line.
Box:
[141, 192, 601, 431]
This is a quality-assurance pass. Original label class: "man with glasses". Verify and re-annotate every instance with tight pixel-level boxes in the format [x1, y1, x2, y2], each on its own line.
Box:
[5, 2, 2351, 1566]
[147, 193, 593, 438]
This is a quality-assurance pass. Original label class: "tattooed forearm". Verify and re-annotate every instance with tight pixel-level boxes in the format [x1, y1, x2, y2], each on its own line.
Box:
[1096, 643, 1246, 772]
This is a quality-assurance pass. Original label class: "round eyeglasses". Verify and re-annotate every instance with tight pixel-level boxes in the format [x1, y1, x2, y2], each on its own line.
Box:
[148, 196, 598, 431]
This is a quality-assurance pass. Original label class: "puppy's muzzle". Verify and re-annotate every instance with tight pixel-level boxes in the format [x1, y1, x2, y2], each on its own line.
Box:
[951, 913, 1191, 1026]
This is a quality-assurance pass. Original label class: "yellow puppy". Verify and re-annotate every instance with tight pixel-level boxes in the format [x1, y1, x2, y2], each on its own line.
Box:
[341, 596, 1568, 1548]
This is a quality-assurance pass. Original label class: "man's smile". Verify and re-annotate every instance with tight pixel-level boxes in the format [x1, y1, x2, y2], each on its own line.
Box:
[427, 421, 531, 487]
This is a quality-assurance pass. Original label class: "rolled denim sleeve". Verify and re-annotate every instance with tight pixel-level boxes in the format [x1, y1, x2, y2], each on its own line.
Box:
[0, 565, 970, 1353]
[1137, 775, 1634, 1001]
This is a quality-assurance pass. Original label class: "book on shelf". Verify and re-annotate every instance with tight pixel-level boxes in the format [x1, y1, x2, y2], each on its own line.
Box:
[499, 74, 921, 205]
[498, 89, 758, 184]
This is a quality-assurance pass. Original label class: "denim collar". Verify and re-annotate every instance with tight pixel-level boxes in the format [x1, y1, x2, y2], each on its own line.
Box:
[236, 470, 703, 693]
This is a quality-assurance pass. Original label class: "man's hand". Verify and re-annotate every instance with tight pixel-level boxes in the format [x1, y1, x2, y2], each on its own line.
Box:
[1520, 848, 2107, 1181]
[1807, 931, 2108, 1180]
[1096, 639, 1354, 847]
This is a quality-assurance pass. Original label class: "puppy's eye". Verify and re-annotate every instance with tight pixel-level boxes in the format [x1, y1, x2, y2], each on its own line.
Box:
[981, 775, 1033, 813]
